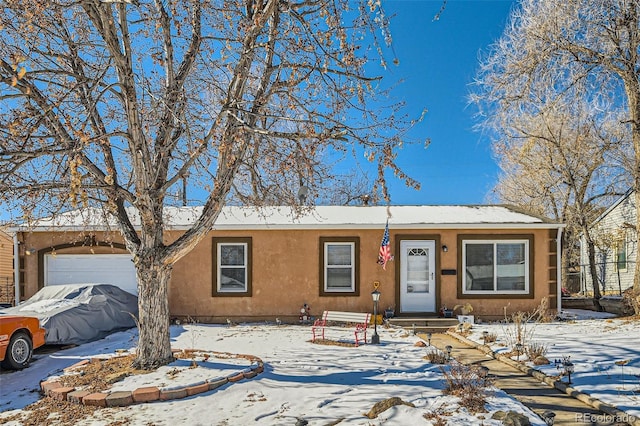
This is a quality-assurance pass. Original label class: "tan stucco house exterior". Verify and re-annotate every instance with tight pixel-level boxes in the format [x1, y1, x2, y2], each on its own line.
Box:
[8, 205, 563, 321]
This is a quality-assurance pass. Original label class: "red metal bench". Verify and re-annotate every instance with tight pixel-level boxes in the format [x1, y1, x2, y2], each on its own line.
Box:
[311, 311, 371, 346]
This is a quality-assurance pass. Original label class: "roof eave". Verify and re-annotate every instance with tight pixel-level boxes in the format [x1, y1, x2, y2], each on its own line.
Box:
[11, 222, 564, 233]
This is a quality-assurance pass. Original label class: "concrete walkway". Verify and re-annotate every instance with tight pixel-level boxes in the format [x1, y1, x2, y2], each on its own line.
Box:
[420, 332, 637, 426]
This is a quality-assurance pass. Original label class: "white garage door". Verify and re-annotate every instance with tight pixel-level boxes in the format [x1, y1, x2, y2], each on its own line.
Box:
[45, 254, 138, 295]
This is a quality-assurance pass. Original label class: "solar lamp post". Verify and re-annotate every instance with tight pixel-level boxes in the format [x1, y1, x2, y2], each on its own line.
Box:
[565, 361, 574, 384]
[515, 343, 524, 362]
[445, 345, 453, 361]
[371, 288, 380, 344]
[542, 410, 556, 425]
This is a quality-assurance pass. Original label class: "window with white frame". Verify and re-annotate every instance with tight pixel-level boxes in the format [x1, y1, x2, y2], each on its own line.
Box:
[320, 237, 359, 295]
[213, 237, 252, 296]
[462, 239, 529, 294]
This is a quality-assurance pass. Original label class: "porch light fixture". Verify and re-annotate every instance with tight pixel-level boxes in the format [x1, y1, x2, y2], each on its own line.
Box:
[371, 284, 381, 344]
[441, 244, 448, 252]
[542, 410, 556, 425]
[25, 247, 36, 256]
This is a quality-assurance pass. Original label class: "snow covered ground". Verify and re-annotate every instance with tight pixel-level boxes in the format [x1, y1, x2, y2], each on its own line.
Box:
[0, 310, 637, 425]
[466, 310, 640, 419]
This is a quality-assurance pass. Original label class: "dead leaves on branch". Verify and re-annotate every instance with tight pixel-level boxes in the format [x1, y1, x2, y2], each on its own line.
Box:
[8, 54, 27, 87]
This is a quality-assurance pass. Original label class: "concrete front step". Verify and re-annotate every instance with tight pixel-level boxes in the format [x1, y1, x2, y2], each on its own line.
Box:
[387, 317, 460, 334]
[388, 317, 460, 326]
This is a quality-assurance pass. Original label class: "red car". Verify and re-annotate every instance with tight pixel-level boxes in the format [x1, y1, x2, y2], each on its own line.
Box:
[0, 315, 46, 369]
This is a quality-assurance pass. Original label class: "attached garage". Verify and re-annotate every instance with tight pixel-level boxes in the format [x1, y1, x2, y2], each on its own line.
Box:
[44, 254, 138, 295]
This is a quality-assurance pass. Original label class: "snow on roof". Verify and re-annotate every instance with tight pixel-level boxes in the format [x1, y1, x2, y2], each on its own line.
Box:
[10, 205, 561, 232]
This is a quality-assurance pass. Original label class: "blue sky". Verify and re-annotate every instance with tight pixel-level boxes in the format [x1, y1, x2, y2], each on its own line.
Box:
[378, 0, 516, 205]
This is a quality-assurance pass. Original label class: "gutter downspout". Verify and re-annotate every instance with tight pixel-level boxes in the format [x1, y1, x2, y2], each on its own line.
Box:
[557, 226, 563, 313]
[13, 232, 20, 306]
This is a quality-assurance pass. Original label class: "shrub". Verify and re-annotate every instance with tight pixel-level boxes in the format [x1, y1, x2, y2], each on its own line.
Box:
[501, 305, 548, 349]
[501, 297, 555, 350]
[423, 411, 448, 426]
[441, 362, 494, 413]
[535, 297, 554, 323]
[482, 332, 498, 344]
[526, 341, 548, 360]
[502, 311, 535, 349]
[453, 302, 474, 315]
[424, 349, 449, 364]
[423, 402, 452, 424]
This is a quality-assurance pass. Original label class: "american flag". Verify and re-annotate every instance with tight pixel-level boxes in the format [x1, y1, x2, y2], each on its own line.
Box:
[377, 221, 393, 270]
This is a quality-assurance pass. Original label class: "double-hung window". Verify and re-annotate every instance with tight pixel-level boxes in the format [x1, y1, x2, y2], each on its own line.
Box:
[320, 237, 359, 295]
[212, 237, 252, 297]
[462, 237, 531, 295]
[615, 234, 628, 271]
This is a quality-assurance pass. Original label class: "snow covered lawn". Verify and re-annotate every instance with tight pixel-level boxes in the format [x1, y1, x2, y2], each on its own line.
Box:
[465, 310, 640, 419]
[0, 310, 637, 425]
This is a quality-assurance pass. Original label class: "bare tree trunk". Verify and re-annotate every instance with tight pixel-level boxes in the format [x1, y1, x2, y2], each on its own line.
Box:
[635, 190, 640, 291]
[133, 254, 174, 369]
[584, 229, 603, 310]
[621, 56, 640, 291]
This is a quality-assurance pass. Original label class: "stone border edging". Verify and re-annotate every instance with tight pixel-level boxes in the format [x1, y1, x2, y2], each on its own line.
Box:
[445, 331, 640, 426]
[39, 349, 265, 408]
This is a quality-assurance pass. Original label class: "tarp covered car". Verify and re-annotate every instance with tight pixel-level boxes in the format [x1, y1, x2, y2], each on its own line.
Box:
[0, 284, 138, 345]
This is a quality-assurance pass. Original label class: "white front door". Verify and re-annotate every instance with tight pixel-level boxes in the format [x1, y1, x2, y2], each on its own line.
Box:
[400, 240, 436, 313]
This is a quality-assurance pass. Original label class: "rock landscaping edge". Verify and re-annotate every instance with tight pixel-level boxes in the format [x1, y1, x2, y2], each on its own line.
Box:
[39, 349, 265, 408]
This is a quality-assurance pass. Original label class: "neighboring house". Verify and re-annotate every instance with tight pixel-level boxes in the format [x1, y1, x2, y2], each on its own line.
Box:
[0, 229, 13, 305]
[580, 190, 637, 295]
[8, 205, 563, 321]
